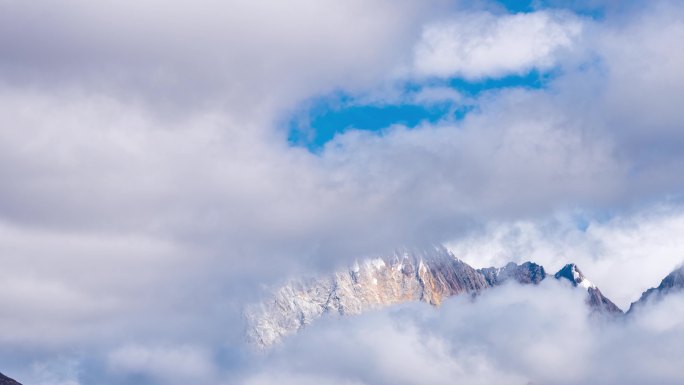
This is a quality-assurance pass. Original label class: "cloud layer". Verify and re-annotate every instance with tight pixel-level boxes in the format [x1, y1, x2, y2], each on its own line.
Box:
[241, 282, 684, 385]
[448, 205, 684, 309]
[0, 0, 683, 383]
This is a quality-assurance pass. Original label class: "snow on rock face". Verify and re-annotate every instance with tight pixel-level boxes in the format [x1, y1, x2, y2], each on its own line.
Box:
[554, 264, 596, 290]
[246, 252, 624, 348]
[244, 246, 488, 347]
[554, 264, 622, 314]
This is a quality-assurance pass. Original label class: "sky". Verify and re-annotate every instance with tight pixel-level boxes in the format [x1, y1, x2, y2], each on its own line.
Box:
[1, 0, 684, 383]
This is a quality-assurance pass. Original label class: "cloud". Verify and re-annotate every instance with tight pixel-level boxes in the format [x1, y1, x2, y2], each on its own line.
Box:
[447, 204, 684, 309]
[0, 0, 683, 383]
[240, 281, 684, 385]
[29, 357, 82, 385]
[412, 10, 584, 79]
[107, 344, 217, 385]
[0, 0, 443, 117]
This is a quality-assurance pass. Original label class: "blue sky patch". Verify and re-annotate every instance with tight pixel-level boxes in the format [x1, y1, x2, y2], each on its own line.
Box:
[448, 69, 555, 95]
[495, 0, 606, 19]
[288, 70, 556, 152]
[287, 103, 452, 151]
[496, 0, 536, 13]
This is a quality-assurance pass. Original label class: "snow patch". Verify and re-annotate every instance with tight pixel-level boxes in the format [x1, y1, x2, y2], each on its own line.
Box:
[351, 261, 360, 273]
[371, 258, 386, 269]
[572, 266, 596, 290]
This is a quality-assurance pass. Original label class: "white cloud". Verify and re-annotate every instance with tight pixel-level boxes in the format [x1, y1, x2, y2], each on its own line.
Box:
[0, 0, 444, 119]
[107, 345, 216, 384]
[447, 205, 684, 309]
[0, 0, 683, 383]
[240, 282, 684, 385]
[412, 11, 584, 79]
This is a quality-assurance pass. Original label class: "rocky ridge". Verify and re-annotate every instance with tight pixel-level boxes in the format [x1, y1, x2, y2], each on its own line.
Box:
[554, 263, 623, 314]
[628, 265, 684, 313]
[479, 261, 547, 286]
[245, 246, 624, 348]
[245, 246, 488, 347]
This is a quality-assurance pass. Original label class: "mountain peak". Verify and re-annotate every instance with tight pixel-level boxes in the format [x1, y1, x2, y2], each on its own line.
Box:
[247, 251, 629, 347]
[553, 264, 622, 314]
[245, 246, 488, 347]
[629, 264, 684, 313]
[554, 263, 596, 290]
[659, 265, 684, 289]
[478, 261, 546, 286]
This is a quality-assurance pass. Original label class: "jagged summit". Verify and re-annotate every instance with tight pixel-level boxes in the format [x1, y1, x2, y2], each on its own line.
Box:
[245, 247, 487, 347]
[629, 265, 684, 313]
[554, 263, 622, 314]
[554, 263, 596, 290]
[246, 248, 627, 347]
[479, 261, 546, 286]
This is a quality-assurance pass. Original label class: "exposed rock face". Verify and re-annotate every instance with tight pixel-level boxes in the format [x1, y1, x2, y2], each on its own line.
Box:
[554, 263, 595, 289]
[628, 265, 684, 313]
[245, 246, 488, 347]
[585, 287, 623, 314]
[554, 263, 623, 314]
[246, 250, 622, 348]
[0, 372, 21, 385]
[479, 261, 546, 286]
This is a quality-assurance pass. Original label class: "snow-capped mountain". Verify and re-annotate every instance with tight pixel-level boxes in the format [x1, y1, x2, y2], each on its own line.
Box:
[554, 263, 623, 314]
[245, 246, 622, 348]
[628, 265, 684, 313]
[245, 246, 488, 347]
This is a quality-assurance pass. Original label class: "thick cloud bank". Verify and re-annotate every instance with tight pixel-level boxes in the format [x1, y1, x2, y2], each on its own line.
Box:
[241, 282, 684, 385]
[0, 0, 684, 383]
